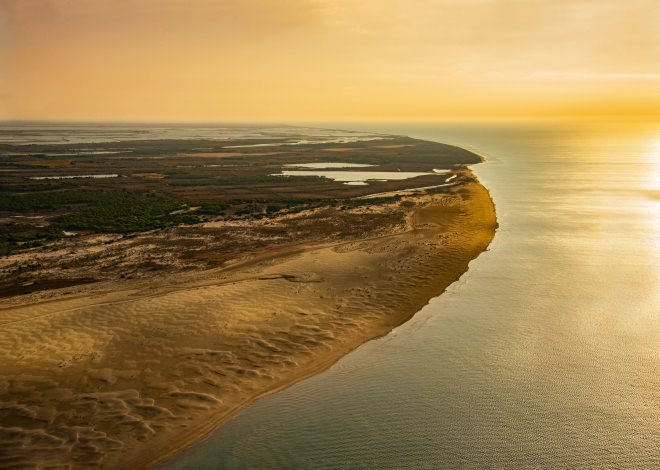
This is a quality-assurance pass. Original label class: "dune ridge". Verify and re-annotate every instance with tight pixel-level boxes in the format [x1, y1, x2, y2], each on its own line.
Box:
[0, 175, 496, 469]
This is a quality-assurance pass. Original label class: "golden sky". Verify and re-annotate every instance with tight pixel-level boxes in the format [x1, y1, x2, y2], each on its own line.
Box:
[1, 0, 659, 121]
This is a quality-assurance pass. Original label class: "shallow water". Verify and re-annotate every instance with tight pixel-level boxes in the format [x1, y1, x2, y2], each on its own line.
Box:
[283, 163, 374, 169]
[164, 121, 660, 469]
[30, 174, 120, 180]
[225, 136, 383, 148]
[274, 170, 441, 184]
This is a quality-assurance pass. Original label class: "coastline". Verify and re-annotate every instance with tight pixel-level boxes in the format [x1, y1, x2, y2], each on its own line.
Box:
[0, 172, 496, 469]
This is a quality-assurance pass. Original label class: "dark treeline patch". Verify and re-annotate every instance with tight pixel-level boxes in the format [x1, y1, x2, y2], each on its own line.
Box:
[0, 190, 198, 254]
[51, 191, 198, 233]
[0, 182, 81, 193]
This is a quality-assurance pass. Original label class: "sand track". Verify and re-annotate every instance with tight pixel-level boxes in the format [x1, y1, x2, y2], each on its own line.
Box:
[0, 181, 496, 469]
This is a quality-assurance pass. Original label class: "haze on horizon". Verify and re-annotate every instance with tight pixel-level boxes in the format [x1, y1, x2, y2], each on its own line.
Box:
[1, 0, 658, 123]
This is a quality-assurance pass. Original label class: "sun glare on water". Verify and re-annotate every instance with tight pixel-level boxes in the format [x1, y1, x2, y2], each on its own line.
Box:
[653, 136, 660, 179]
[646, 136, 660, 261]
[649, 137, 660, 191]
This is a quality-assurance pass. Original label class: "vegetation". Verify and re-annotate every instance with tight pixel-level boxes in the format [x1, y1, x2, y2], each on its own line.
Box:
[52, 191, 199, 233]
[0, 182, 79, 193]
[0, 190, 202, 254]
[0, 223, 61, 256]
[0, 134, 476, 255]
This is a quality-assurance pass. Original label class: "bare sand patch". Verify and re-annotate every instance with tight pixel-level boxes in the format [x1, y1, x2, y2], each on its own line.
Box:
[0, 176, 496, 469]
[132, 173, 166, 179]
[180, 152, 245, 158]
[375, 144, 416, 148]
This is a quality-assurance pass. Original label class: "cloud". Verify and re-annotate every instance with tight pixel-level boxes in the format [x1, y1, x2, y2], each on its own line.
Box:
[530, 72, 660, 80]
[2, 0, 325, 46]
[2, 0, 659, 120]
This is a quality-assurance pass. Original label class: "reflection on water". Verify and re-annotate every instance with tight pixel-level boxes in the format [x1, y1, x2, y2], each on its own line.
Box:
[30, 174, 120, 180]
[273, 170, 443, 185]
[225, 137, 384, 148]
[164, 121, 660, 469]
[283, 163, 374, 169]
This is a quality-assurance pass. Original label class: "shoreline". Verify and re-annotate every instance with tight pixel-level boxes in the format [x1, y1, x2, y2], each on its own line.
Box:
[155, 178, 497, 470]
[0, 173, 497, 469]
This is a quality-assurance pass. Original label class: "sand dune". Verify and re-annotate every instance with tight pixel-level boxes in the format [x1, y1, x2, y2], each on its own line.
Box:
[0, 179, 496, 469]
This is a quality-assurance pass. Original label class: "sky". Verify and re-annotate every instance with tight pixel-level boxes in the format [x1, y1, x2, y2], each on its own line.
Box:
[1, 0, 659, 122]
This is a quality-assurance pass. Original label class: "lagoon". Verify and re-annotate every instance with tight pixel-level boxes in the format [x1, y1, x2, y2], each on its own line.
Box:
[283, 162, 374, 169]
[30, 174, 120, 180]
[273, 169, 445, 185]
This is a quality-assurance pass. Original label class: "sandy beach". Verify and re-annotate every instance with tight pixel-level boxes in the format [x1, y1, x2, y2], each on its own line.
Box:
[0, 175, 496, 469]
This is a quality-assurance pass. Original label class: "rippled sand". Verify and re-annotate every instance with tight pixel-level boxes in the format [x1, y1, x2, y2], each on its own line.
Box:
[0, 179, 496, 469]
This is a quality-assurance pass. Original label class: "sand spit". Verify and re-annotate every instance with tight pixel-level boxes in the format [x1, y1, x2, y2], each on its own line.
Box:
[0, 178, 496, 469]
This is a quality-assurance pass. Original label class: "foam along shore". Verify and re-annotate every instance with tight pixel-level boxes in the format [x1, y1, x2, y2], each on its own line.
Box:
[0, 172, 496, 469]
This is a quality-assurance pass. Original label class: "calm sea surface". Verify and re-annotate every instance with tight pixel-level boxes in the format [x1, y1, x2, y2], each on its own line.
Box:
[157, 121, 658, 468]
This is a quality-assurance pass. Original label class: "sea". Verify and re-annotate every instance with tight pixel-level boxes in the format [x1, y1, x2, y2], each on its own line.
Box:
[159, 120, 660, 469]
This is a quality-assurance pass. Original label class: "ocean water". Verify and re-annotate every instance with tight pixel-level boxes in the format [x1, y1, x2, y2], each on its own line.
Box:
[161, 120, 660, 469]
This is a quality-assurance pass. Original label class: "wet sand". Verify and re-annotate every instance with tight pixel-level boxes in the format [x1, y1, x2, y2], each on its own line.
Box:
[0, 177, 496, 469]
